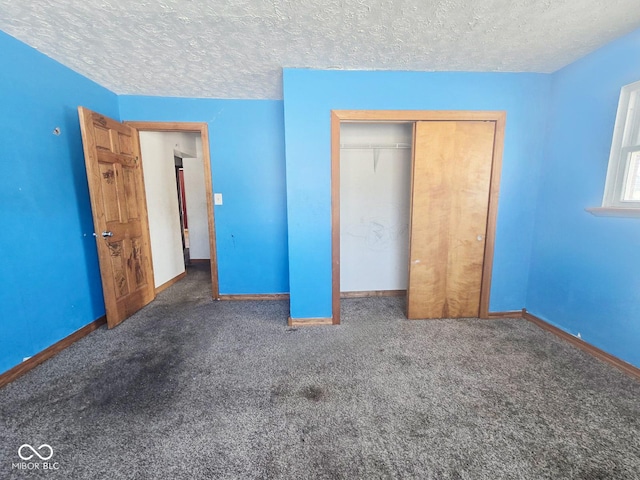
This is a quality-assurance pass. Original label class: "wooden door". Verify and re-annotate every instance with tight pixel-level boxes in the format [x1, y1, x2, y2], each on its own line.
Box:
[78, 107, 155, 328]
[407, 121, 496, 319]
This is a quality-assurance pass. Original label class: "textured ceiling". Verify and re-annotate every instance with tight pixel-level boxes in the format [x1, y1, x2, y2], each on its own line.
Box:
[1, 1, 640, 99]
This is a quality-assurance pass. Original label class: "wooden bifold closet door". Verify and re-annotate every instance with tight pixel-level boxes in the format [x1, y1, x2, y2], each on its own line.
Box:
[407, 121, 496, 319]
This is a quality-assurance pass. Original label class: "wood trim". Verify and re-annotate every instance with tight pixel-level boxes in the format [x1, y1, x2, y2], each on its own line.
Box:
[219, 294, 290, 301]
[586, 207, 640, 218]
[487, 310, 523, 319]
[331, 110, 506, 324]
[288, 317, 334, 327]
[341, 290, 406, 298]
[331, 111, 341, 325]
[522, 309, 640, 382]
[124, 121, 220, 300]
[124, 121, 209, 132]
[200, 124, 220, 300]
[479, 112, 506, 318]
[128, 123, 158, 312]
[0, 317, 107, 389]
[406, 122, 417, 319]
[189, 258, 211, 264]
[155, 271, 186, 294]
[333, 110, 506, 122]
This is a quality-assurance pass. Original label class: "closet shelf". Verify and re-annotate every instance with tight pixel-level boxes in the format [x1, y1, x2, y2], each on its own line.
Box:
[340, 143, 411, 150]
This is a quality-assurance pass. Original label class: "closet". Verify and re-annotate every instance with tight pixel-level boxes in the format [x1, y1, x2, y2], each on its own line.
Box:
[339, 122, 413, 295]
[333, 111, 504, 322]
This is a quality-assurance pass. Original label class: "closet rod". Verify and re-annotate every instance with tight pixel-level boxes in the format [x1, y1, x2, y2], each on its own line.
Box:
[340, 143, 411, 150]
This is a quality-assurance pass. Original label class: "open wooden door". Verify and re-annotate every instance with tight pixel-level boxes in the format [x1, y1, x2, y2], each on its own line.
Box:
[407, 121, 496, 319]
[78, 107, 155, 328]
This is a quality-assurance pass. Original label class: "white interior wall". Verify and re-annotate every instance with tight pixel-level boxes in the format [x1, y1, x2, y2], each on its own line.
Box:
[182, 136, 210, 260]
[171, 132, 197, 159]
[340, 122, 413, 292]
[139, 131, 186, 288]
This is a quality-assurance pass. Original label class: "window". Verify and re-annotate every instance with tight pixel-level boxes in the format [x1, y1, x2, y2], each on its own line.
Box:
[602, 79, 640, 209]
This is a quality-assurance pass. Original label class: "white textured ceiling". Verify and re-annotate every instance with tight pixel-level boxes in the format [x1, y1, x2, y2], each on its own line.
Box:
[1, 1, 640, 99]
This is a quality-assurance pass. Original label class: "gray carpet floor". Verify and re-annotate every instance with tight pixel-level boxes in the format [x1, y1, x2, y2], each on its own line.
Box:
[1, 264, 639, 479]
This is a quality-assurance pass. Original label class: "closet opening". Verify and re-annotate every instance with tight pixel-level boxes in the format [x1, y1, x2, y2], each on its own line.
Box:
[339, 122, 413, 301]
[331, 111, 506, 325]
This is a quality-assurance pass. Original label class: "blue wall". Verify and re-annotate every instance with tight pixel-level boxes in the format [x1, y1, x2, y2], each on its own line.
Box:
[118, 97, 289, 295]
[3, 23, 640, 375]
[0, 31, 119, 374]
[527, 29, 640, 367]
[283, 69, 551, 319]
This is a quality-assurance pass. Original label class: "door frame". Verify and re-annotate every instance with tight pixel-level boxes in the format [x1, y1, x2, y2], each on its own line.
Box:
[330, 110, 506, 324]
[125, 121, 220, 299]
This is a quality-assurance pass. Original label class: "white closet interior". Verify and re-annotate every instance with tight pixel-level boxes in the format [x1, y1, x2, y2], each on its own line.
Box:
[340, 122, 413, 293]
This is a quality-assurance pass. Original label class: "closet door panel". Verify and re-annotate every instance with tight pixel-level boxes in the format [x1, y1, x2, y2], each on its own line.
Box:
[407, 121, 495, 319]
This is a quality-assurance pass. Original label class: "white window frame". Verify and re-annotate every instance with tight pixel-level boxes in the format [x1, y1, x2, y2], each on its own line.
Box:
[602, 79, 640, 209]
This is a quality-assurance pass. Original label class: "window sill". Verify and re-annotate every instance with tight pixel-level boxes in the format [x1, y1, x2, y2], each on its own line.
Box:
[586, 207, 640, 218]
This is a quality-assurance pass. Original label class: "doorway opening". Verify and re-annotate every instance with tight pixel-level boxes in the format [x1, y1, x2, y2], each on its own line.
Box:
[174, 155, 189, 265]
[339, 122, 413, 299]
[128, 122, 220, 299]
[331, 111, 506, 325]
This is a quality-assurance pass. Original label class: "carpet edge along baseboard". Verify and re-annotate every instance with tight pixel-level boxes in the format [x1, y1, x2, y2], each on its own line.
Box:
[219, 294, 290, 301]
[288, 317, 333, 327]
[155, 271, 187, 295]
[2, 308, 638, 388]
[0, 316, 107, 388]
[521, 309, 640, 382]
[487, 310, 523, 319]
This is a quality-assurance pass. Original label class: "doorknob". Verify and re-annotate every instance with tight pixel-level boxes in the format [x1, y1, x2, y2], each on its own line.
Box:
[477, 235, 484, 241]
[102, 231, 113, 238]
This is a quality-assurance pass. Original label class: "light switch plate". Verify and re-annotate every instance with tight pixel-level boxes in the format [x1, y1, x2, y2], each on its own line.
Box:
[214, 193, 223, 205]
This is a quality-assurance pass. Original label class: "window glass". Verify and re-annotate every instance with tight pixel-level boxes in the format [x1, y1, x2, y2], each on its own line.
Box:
[623, 150, 640, 201]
